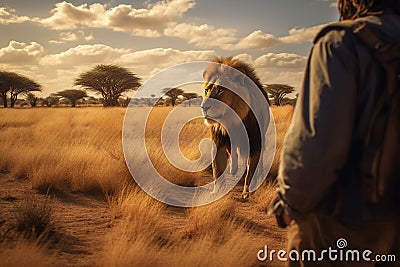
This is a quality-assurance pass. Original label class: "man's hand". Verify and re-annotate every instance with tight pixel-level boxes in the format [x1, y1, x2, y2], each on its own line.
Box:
[282, 211, 293, 226]
[275, 208, 293, 228]
[270, 195, 294, 228]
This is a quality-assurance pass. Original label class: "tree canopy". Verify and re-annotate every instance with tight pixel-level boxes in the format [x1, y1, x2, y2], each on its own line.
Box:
[162, 88, 184, 106]
[182, 92, 199, 100]
[264, 84, 295, 106]
[56, 89, 87, 107]
[43, 94, 61, 107]
[182, 92, 199, 107]
[74, 65, 141, 107]
[0, 71, 42, 107]
[25, 92, 38, 107]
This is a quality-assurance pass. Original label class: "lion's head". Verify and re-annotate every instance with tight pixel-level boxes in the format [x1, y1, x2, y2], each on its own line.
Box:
[201, 57, 266, 128]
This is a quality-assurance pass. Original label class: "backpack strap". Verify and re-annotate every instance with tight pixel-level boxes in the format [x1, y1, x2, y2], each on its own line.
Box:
[354, 23, 400, 95]
[353, 23, 384, 50]
[352, 23, 400, 207]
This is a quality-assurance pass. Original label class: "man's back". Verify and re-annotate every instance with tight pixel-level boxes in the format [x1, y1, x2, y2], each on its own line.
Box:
[273, 12, 400, 220]
[308, 13, 400, 220]
[271, 2, 400, 265]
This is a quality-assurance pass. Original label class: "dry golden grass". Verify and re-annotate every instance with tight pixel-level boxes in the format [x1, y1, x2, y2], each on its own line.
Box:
[144, 107, 211, 187]
[0, 108, 130, 194]
[269, 105, 294, 177]
[102, 183, 289, 267]
[0, 106, 292, 193]
[0, 105, 293, 266]
[99, 105, 294, 267]
[0, 240, 55, 267]
[103, 190, 272, 267]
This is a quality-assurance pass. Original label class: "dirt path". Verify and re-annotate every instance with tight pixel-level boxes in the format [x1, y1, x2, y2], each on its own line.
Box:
[0, 171, 112, 266]
[51, 193, 111, 265]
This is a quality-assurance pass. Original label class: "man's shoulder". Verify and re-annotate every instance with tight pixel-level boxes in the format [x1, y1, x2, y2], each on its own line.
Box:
[314, 14, 400, 45]
[313, 20, 362, 45]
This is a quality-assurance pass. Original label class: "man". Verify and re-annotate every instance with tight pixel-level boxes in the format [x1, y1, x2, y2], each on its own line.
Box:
[271, 0, 400, 266]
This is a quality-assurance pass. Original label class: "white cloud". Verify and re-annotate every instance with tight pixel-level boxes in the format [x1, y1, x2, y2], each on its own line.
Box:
[0, 7, 8, 16]
[59, 32, 78, 42]
[116, 48, 215, 78]
[317, 0, 337, 7]
[230, 24, 326, 50]
[34, 0, 195, 37]
[164, 23, 237, 49]
[0, 7, 29, 24]
[254, 53, 307, 69]
[0, 41, 44, 65]
[118, 48, 214, 66]
[264, 71, 304, 92]
[234, 30, 281, 50]
[105, 0, 194, 36]
[40, 44, 129, 67]
[34, 44, 215, 82]
[232, 53, 254, 64]
[48, 31, 94, 44]
[2, 2, 326, 51]
[165, 22, 327, 51]
[49, 32, 78, 44]
[318, 0, 338, 8]
[35, 2, 97, 30]
[84, 33, 94, 41]
[0, 42, 305, 95]
[280, 24, 327, 44]
[39, 45, 214, 75]
[234, 52, 305, 89]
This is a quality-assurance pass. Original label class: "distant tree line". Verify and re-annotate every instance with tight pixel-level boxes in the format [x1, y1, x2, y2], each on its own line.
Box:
[0, 71, 41, 108]
[0, 65, 142, 108]
[0, 65, 297, 108]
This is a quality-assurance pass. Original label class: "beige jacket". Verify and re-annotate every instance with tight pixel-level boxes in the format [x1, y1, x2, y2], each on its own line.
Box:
[274, 13, 400, 221]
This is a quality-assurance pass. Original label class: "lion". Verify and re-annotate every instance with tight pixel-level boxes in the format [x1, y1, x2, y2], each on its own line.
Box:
[201, 57, 270, 199]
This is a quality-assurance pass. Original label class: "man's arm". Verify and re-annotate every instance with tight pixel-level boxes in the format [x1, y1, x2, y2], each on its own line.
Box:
[275, 28, 359, 218]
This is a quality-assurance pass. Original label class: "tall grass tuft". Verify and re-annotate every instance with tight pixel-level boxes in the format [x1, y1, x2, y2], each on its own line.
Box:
[14, 195, 53, 239]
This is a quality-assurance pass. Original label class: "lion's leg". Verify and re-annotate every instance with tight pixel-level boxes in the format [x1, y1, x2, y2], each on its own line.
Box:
[212, 144, 228, 193]
[242, 152, 260, 199]
[230, 146, 238, 175]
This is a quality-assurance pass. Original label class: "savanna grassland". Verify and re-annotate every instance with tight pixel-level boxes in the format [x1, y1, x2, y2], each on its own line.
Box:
[0, 106, 293, 267]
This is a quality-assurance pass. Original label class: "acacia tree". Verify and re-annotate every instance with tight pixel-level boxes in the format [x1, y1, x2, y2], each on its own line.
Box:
[25, 92, 38, 107]
[182, 92, 199, 107]
[56, 89, 87, 107]
[0, 71, 42, 107]
[0, 72, 9, 107]
[43, 94, 60, 107]
[264, 84, 295, 106]
[162, 88, 184, 106]
[74, 65, 141, 107]
[119, 96, 131, 107]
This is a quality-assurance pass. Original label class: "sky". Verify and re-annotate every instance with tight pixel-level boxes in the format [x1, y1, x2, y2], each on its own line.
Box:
[0, 0, 339, 97]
